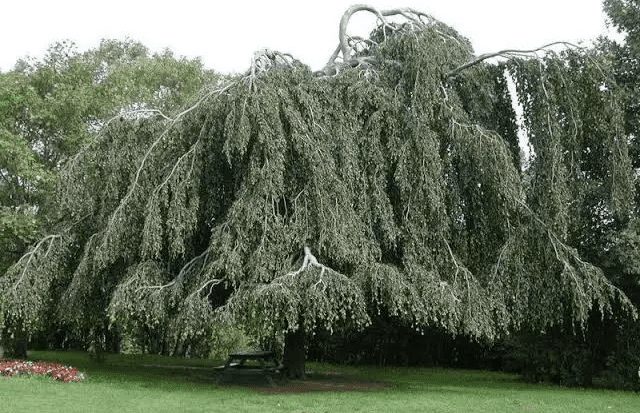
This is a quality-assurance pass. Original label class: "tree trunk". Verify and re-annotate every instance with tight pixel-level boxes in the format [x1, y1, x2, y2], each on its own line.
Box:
[88, 337, 106, 363]
[0, 333, 28, 359]
[88, 326, 106, 363]
[283, 328, 306, 379]
[12, 334, 28, 359]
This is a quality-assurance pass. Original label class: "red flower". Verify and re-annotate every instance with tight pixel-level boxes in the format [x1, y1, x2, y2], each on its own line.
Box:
[0, 358, 85, 382]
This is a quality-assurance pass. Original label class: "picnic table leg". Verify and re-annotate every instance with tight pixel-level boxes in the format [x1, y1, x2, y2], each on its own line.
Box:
[258, 357, 278, 387]
[265, 373, 276, 387]
[215, 356, 234, 384]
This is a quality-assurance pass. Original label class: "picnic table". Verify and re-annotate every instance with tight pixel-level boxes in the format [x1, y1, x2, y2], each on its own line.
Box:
[215, 350, 283, 387]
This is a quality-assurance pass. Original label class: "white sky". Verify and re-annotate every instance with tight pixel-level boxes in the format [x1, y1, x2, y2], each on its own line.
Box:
[0, 0, 618, 74]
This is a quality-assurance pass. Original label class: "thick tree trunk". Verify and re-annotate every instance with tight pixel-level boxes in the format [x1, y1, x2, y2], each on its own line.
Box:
[13, 335, 28, 359]
[283, 328, 306, 379]
[1, 330, 28, 359]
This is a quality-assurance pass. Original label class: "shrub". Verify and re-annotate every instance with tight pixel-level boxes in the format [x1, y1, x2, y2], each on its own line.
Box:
[501, 314, 640, 391]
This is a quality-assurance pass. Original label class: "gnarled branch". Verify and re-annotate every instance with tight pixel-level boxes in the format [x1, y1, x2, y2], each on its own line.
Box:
[318, 4, 436, 77]
[338, 4, 435, 62]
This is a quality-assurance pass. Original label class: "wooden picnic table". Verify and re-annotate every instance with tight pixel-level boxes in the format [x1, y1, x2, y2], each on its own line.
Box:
[215, 350, 283, 387]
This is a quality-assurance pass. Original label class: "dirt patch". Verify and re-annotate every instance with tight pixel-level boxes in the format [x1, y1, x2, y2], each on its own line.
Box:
[142, 365, 388, 393]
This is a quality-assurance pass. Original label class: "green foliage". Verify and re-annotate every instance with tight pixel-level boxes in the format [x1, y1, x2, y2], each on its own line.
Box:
[603, 0, 640, 210]
[0, 74, 53, 274]
[502, 311, 640, 390]
[613, 219, 640, 277]
[2, 12, 637, 360]
[604, 0, 640, 41]
[0, 293, 5, 332]
[207, 323, 256, 361]
[8, 39, 214, 168]
[0, 39, 218, 353]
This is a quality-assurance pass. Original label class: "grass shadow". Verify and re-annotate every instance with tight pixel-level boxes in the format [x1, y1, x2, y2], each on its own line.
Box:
[24, 350, 396, 392]
[24, 350, 228, 388]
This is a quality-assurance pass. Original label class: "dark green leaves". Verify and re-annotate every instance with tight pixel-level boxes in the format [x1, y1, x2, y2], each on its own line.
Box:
[3, 18, 637, 350]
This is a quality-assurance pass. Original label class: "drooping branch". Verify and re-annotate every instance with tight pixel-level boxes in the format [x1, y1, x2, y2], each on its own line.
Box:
[6, 209, 93, 295]
[10, 234, 60, 292]
[97, 84, 235, 264]
[188, 278, 224, 300]
[445, 41, 583, 78]
[135, 249, 210, 293]
[65, 109, 172, 174]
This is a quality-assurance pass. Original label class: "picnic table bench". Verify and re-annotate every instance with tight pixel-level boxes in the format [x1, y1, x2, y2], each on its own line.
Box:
[215, 350, 283, 387]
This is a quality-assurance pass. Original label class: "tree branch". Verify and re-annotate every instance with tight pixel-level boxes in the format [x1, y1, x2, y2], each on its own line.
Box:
[11, 234, 60, 292]
[135, 249, 210, 293]
[66, 109, 173, 172]
[245, 49, 302, 90]
[318, 4, 436, 77]
[338, 5, 435, 62]
[445, 41, 583, 78]
[189, 278, 224, 299]
[101, 84, 235, 255]
[288, 246, 323, 278]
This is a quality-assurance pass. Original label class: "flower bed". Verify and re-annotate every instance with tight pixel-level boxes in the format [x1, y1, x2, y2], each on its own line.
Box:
[0, 358, 86, 382]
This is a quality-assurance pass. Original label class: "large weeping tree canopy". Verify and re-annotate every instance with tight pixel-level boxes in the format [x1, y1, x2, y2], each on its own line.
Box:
[1, 6, 636, 370]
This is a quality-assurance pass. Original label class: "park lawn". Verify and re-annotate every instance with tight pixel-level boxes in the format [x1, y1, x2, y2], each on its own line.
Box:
[0, 351, 638, 413]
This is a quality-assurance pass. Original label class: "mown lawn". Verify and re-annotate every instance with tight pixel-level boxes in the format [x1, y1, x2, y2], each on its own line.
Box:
[1, 351, 638, 412]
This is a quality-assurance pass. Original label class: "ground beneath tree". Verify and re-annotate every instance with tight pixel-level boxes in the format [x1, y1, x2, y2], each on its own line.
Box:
[215, 370, 388, 394]
[142, 364, 388, 393]
[251, 371, 389, 394]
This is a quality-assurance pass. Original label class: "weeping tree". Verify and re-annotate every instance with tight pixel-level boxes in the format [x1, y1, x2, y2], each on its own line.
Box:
[1, 5, 636, 377]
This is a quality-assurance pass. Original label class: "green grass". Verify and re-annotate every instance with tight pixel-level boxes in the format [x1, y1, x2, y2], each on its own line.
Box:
[1, 351, 638, 412]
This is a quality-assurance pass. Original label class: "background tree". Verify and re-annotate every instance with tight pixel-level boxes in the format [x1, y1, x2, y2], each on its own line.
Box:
[1, 6, 636, 377]
[0, 72, 53, 276]
[602, 0, 640, 277]
[0, 39, 217, 357]
[603, 0, 640, 193]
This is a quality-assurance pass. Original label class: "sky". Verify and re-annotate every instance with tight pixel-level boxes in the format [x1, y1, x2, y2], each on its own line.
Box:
[0, 0, 620, 74]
